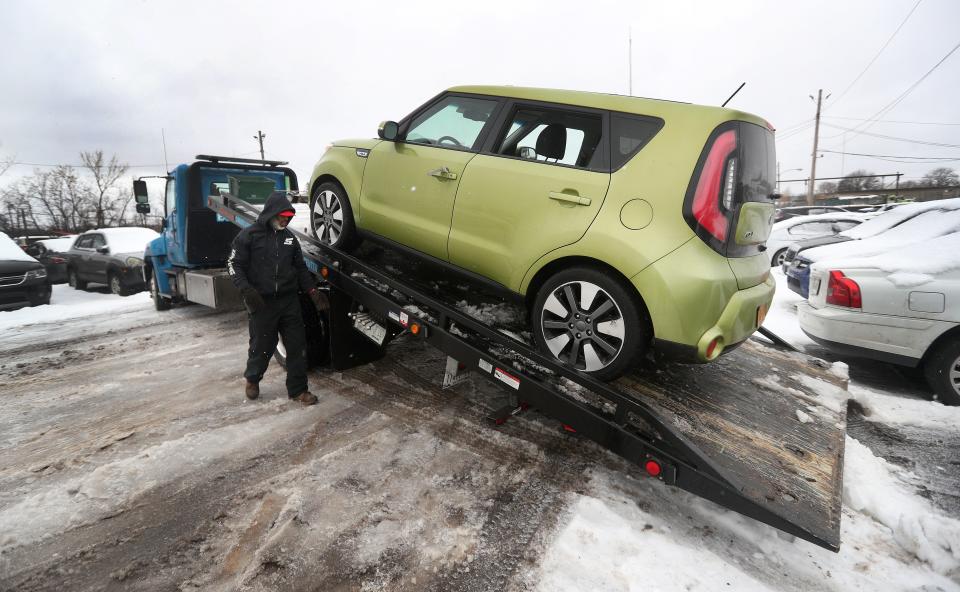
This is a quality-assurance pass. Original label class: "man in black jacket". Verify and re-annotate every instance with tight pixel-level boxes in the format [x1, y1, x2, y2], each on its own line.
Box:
[228, 191, 327, 405]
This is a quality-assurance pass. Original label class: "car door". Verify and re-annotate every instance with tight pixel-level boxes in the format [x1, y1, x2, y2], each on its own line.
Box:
[358, 94, 502, 260]
[70, 236, 93, 279]
[162, 175, 186, 266]
[88, 234, 110, 283]
[448, 101, 610, 290]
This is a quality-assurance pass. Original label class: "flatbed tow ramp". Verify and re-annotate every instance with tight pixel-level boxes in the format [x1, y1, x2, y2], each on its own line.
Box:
[209, 192, 848, 552]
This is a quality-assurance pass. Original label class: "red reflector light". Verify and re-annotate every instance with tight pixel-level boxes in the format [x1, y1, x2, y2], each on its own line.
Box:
[826, 270, 862, 308]
[562, 424, 577, 433]
[51, 257, 66, 264]
[706, 337, 719, 358]
[691, 130, 737, 242]
[410, 323, 420, 335]
[645, 460, 662, 477]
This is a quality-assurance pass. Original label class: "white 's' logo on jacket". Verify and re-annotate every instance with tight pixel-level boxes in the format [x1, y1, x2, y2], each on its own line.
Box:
[284, 238, 294, 245]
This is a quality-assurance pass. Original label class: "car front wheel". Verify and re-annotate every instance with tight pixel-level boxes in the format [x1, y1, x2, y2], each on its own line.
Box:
[924, 337, 960, 406]
[310, 181, 359, 251]
[531, 267, 648, 381]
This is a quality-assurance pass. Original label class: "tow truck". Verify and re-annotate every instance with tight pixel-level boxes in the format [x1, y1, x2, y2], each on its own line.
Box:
[135, 156, 849, 551]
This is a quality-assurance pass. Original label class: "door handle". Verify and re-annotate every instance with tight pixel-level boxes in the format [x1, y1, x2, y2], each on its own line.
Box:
[428, 167, 458, 180]
[549, 191, 592, 206]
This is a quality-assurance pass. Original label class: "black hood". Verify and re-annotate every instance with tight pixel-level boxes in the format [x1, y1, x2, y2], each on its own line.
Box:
[256, 191, 296, 226]
[0, 260, 43, 274]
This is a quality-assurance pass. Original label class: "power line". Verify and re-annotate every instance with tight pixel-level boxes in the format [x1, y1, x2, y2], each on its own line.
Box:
[820, 149, 960, 160]
[828, 0, 923, 109]
[826, 38, 960, 141]
[8, 161, 168, 169]
[819, 149, 960, 164]
[823, 116, 960, 126]
[821, 122, 960, 148]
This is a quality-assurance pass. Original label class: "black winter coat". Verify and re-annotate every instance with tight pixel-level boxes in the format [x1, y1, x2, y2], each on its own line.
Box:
[228, 192, 314, 297]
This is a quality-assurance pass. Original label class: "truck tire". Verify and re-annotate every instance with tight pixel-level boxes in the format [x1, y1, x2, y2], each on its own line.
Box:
[924, 337, 960, 406]
[531, 266, 648, 381]
[68, 268, 87, 291]
[150, 273, 171, 311]
[310, 181, 360, 252]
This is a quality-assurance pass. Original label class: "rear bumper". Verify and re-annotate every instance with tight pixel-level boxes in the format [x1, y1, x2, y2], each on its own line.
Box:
[694, 273, 776, 361]
[796, 301, 952, 366]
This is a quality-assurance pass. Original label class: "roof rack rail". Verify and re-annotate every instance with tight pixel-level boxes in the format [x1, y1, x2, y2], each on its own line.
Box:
[195, 154, 289, 167]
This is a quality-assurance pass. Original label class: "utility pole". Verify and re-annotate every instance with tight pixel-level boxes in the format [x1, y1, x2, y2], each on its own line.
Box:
[253, 130, 266, 161]
[807, 89, 824, 206]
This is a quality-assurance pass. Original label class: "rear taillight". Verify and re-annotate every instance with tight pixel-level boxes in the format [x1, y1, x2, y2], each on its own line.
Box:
[51, 256, 66, 264]
[690, 130, 737, 242]
[826, 270, 861, 308]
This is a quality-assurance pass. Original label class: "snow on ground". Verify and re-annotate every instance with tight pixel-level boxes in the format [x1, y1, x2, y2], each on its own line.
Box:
[0, 284, 151, 334]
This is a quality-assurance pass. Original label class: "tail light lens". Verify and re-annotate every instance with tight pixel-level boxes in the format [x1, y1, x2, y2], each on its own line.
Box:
[690, 129, 737, 242]
[826, 270, 862, 308]
[51, 256, 66, 264]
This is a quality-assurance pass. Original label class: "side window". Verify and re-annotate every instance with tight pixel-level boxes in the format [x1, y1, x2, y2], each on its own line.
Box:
[165, 178, 176, 216]
[74, 236, 91, 249]
[90, 235, 106, 250]
[496, 106, 603, 169]
[405, 95, 498, 150]
[610, 114, 663, 170]
[833, 220, 860, 232]
[788, 222, 834, 236]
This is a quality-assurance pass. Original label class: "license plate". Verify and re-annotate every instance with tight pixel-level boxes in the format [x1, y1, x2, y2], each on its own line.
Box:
[756, 303, 768, 327]
[353, 317, 387, 345]
[811, 277, 821, 296]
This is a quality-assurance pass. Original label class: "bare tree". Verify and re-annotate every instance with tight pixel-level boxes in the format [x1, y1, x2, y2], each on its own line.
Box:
[0, 153, 13, 178]
[922, 167, 959, 188]
[816, 181, 838, 194]
[837, 170, 881, 193]
[80, 150, 130, 228]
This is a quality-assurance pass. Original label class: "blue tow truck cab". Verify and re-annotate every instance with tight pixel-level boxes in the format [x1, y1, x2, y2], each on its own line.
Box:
[132, 155, 299, 310]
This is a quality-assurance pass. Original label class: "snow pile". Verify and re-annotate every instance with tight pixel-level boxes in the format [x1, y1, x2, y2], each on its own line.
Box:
[0, 232, 39, 263]
[0, 402, 321, 551]
[0, 285, 151, 333]
[843, 437, 960, 576]
[848, 383, 960, 430]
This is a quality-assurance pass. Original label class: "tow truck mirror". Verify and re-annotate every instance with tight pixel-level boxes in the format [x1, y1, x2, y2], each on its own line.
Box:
[134, 180, 151, 214]
[378, 120, 399, 141]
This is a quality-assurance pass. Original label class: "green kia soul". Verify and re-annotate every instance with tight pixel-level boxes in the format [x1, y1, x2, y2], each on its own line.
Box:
[308, 86, 777, 380]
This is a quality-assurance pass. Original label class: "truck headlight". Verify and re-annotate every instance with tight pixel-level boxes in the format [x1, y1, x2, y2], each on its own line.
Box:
[125, 257, 144, 267]
[25, 268, 47, 279]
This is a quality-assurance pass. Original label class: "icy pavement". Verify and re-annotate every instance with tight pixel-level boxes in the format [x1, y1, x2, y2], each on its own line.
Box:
[0, 275, 958, 590]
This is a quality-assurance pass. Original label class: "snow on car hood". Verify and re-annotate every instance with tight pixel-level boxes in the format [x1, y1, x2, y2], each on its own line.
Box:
[803, 207, 960, 266]
[0, 232, 40, 263]
[840, 197, 960, 240]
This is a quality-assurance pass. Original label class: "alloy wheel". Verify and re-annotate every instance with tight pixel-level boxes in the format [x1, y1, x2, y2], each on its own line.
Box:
[950, 352, 960, 398]
[540, 280, 625, 372]
[312, 190, 344, 244]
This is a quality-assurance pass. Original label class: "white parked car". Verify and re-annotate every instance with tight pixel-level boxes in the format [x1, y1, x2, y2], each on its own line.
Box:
[797, 232, 960, 405]
[765, 213, 867, 267]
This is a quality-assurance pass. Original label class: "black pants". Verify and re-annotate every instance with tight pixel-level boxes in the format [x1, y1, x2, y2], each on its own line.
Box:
[243, 292, 308, 397]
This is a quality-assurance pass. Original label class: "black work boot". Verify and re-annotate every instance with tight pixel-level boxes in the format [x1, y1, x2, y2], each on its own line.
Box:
[291, 391, 318, 406]
[245, 381, 260, 400]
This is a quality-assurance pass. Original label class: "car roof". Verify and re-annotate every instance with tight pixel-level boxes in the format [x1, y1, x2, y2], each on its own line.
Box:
[447, 85, 769, 128]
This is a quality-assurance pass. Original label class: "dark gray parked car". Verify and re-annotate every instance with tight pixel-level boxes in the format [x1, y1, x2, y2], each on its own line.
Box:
[66, 228, 159, 296]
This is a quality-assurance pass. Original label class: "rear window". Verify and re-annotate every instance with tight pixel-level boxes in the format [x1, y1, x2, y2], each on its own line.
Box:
[739, 122, 776, 204]
[610, 114, 663, 170]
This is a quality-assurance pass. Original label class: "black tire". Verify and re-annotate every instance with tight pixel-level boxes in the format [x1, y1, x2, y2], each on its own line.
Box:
[68, 268, 87, 291]
[310, 181, 360, 251]
[108, 272, 128, 296]
[771, 248, 788, 268]
[531, 266, 648, 381]
[924, 337, 960, 406]
[149, 272, 171, 311]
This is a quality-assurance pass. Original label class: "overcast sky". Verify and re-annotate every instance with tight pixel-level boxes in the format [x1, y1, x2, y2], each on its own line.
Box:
[1, 0, 958, 195]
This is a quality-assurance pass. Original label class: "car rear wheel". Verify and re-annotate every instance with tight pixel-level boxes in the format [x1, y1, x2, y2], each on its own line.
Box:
[531, 267, 648, 381]
[150, 272, 171, 311]
[68, 269, 87, 291]
[924, 337, 960, 406]
[310, 181, 359, 251]
[274, 336, 288, 368]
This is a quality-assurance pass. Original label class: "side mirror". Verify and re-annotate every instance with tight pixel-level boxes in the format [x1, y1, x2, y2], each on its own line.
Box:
[134, 180, 151, 213]
[96, 246, 109, 254]
[378, 120, 399, 141]
[518, 146, 537, 160]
